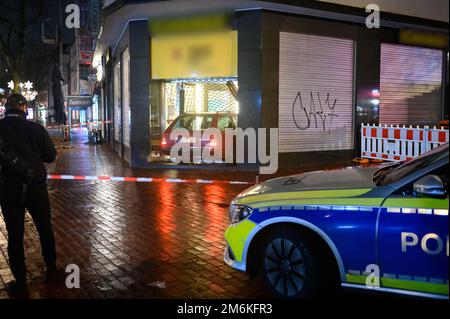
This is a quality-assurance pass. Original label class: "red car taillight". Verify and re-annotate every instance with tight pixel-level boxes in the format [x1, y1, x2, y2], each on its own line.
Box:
[161, 136, 167, 146]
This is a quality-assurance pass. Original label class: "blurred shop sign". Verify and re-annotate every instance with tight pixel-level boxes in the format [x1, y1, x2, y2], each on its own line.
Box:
[149, 13, 232, 35]
[67, 95, 92, 109]
[90, 0, 101, 34]
[400, 29, 448, 49]
[151, 30, 237, 79]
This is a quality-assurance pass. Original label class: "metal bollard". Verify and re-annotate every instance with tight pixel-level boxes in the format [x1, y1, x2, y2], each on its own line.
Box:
[63, 125, 70, 142]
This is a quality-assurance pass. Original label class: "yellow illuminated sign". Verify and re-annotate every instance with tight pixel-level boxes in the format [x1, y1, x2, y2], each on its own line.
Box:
[149, 13, 231, 35]
[151, 30, 237, 79]
[400, 29, 448, 49]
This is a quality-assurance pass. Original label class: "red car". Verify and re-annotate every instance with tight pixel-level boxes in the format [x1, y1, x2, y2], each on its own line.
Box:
[160, 112, 237, 162]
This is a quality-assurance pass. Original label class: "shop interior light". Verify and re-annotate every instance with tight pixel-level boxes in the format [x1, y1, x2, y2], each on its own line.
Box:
[170, 77, 238, 84]
[96, 64, 103, 82]
[195, 83, 204, 113]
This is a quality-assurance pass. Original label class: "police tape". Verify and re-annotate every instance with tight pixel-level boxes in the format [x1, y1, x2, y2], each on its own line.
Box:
[87, 120, 112, 125]
[46, 121, 112, 129]
[46, 125, 69, 129]
[46, 174, 251, 185]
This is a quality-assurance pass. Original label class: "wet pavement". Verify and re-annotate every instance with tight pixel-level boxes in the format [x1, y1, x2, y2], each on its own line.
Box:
[0, 127, 349, 299]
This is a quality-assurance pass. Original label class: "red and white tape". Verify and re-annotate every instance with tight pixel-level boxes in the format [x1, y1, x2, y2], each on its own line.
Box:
[47, 174, 250, 185]
[87, 120, 112, 126]
[46, 121, 112, 129]
[46, 125, 69, 129]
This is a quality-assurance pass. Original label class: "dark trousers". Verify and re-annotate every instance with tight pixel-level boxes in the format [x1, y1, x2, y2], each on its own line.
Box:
[0, 182, 56, 281]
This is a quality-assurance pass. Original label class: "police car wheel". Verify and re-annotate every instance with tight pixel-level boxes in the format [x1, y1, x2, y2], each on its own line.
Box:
[261, 231, 319, 298]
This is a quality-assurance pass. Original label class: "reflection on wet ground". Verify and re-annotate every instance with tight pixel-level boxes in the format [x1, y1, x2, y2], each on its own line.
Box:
[0, 128, 419, 300]
[1, 128, 270, 298]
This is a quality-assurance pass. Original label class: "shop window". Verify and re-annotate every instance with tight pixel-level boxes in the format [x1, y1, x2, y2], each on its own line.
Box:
[122, 47, 130, 147]
[162, 79, 238, 131]
[163, 82, 180, 128]
[113, 61, 121, 142]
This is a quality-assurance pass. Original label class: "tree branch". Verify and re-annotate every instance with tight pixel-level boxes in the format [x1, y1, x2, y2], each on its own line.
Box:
[0, 0, 53, 83]
[0, 0, 18, 12]
[0, 15, 13, 25]
[0, 32, 14, 58]
[23, 0, 46, 27]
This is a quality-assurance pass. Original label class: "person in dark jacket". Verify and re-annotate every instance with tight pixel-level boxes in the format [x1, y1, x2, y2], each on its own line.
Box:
[0, 93, 58, 295]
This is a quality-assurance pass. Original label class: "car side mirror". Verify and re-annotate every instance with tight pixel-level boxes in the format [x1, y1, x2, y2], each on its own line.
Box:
[413, 175, 447, 198]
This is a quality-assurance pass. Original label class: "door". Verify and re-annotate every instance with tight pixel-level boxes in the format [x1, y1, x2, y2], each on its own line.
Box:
[378, 163, 449, 297]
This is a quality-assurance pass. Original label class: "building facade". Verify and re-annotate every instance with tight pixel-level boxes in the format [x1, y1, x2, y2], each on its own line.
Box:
[93, 0, 449, 169]
[66, 0, 102, 127]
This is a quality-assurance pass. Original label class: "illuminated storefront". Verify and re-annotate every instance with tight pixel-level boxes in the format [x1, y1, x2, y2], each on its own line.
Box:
[149, 26, 239, 150]
[67, 95, 92, 128]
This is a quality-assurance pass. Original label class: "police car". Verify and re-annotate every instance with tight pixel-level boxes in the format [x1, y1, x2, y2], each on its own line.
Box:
[224, 143, 448, 299]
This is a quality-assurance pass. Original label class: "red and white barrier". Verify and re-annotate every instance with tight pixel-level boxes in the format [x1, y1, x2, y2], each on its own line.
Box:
[47, 174, 250, 185]
[361, 124, 449, 162]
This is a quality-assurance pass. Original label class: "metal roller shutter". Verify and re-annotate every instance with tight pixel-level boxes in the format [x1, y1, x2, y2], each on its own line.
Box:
[279, 32, 355, 153]
[380, 44, 443, 126]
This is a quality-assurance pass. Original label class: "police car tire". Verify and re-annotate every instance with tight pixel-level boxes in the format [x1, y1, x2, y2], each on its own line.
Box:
[260, 229, 321, 299]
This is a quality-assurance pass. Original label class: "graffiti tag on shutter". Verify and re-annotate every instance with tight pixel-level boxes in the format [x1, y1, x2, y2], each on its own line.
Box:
[291, 91, 338, 133]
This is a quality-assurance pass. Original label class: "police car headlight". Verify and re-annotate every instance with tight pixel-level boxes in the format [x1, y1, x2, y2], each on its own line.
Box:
[229, 204, 253, 224]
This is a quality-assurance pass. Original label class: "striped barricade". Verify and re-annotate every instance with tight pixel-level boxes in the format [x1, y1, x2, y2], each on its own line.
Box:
[361, 124, 448, 162]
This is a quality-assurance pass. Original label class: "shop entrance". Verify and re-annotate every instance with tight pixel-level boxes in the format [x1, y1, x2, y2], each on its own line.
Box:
[69, 109, 87, 127]
[150, 28, 238, 161]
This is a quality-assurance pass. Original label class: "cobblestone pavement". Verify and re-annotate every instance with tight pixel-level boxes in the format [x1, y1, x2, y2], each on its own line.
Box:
[0, 127, 349, 299]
